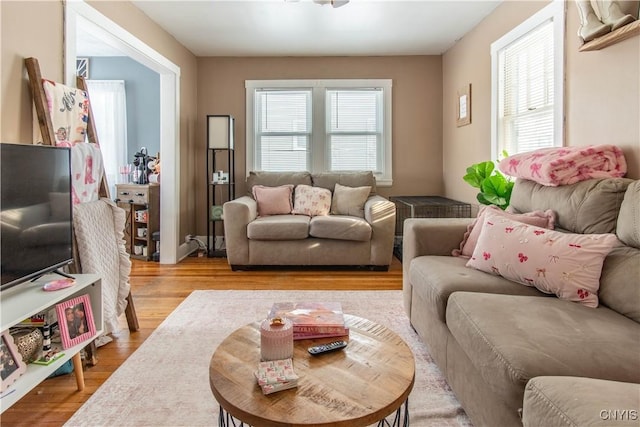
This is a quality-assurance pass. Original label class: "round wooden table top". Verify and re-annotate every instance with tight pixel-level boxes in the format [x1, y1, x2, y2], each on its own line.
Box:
[209, 314, 415, 427]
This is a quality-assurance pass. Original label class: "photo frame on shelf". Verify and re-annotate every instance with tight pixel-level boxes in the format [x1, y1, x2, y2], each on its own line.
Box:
[456, 84, 472, 127]
[1, 331, 27, 393]
[55, 294, 96, 350]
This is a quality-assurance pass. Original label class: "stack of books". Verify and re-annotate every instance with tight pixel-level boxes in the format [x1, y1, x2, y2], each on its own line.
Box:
[268, 302, 349, 340]
[254, 358, 299, 395]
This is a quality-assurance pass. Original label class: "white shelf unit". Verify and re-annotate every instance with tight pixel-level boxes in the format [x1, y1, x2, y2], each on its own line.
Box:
[0, 273, 102, 413]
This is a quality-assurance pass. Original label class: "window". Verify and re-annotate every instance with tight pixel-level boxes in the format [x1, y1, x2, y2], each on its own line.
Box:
[490, 0, 564, 159]
[246, 79, 392, 186]
[255, 89, 311, 171]
[85, 80, 128, 197]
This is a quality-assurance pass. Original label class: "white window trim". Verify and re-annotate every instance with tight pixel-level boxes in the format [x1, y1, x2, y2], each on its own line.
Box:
[246, 79, 393, 186]
[490, 0, 565, 160]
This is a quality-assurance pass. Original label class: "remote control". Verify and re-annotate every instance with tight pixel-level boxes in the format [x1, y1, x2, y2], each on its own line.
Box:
[308, 340, 347, 355]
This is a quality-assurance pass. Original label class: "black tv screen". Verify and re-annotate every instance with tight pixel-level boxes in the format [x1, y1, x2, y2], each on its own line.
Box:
[1, 143, 73, 291]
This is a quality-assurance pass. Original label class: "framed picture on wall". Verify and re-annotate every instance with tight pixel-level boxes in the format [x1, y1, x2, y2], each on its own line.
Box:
[76, 57, 89, 79]
[456, 84, 471, 127]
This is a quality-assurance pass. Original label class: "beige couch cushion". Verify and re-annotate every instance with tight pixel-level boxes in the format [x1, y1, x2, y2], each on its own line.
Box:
[247, 215, 309, 240]
[446, 292, 640, 412]
[408, 256, 545, 323]
[311, 171, 377, 195]
[309, 215, 372, 241]
[509, 178, 632, 234]
[617, 180, 640, 249]
[599, 246, 640, 323]
[523, 376, 640, 427]
[246, 171, 312, 197]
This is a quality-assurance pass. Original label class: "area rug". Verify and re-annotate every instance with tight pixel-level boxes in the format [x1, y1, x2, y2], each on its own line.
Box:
[65, 290, 471, 426]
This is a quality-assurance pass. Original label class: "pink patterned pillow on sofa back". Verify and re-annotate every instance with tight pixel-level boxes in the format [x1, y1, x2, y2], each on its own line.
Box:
[291, 185, 331, 217]
[453, 205, 555, 258]
[466, 210, 619, 307]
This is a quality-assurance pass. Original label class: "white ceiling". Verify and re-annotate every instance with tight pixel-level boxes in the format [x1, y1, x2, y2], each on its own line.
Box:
[118, 0, 503, 57]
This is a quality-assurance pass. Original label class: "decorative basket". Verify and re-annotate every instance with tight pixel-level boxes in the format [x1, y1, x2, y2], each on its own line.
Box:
[11, 328, 43, 363]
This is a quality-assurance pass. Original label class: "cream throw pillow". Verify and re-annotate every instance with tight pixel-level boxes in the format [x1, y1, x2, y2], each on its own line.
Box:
[330, 183, 371, 218]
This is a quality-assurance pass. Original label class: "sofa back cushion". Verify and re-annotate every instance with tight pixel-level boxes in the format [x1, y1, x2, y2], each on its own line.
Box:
[246, 171, 312, 197]
[311, 171, 377, 196]
[509, 178, 632, 234]
[616, 180, 640, 249]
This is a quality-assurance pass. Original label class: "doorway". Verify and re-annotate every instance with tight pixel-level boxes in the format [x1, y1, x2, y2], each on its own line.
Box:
[64, 1, 180, 263]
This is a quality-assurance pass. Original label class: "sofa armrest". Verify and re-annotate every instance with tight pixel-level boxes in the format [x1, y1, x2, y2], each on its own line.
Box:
[523, 376, 640, 427]
[364, 195, 396, 266]
[223, 196, 257, 266]
[402, 218, 472, 316]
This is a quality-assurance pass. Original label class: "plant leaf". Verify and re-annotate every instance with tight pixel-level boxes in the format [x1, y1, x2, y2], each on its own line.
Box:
[463, 173, 483, 189]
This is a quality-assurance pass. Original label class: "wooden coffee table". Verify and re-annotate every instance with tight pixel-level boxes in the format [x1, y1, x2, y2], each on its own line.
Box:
[209, 314, 415, 427]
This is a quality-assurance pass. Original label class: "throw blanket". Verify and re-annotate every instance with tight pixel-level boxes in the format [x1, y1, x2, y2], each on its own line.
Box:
[498, 145, 627, 186]
[73, 198, 131, 334]
[42, 79, 104, 204]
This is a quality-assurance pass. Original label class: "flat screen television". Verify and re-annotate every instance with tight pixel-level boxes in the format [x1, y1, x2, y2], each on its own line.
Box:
[1, 143, 73, 291]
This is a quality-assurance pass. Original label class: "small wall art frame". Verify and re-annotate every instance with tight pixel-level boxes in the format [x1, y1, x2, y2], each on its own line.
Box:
[456, 84, 472, 127]
[55, 294, 96, 350]
[1, 331, 27, 392]
[76, 57, 89, 79]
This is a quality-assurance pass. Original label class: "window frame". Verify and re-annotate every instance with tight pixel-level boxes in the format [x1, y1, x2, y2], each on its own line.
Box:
[490, 0, 565, 160]
[246, 79, 393, 186]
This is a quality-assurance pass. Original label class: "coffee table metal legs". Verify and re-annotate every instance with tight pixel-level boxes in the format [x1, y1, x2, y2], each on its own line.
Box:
[218, 399, 409, 427]
[219, 406, 246, 427]
[377, 399, 409, 427]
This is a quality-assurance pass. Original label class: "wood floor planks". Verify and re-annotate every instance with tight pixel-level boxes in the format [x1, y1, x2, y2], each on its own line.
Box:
[1, 256, 402, 426]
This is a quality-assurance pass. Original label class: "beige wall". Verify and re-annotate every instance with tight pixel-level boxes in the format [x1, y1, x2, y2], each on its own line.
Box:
[196, 56, 443, 235]
[1, 0, 199, 242]
[442, 0, 640, 208]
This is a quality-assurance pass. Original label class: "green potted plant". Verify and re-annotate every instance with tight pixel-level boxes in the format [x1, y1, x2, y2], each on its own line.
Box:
[463, 153, 514, 210]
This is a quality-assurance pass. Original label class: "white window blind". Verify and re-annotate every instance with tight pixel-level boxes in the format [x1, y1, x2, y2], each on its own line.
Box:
[327, 89, 382, 171]
[491, 0, 564, 158]
[254, 89, 311, 171]
[499, 21, 554, 154]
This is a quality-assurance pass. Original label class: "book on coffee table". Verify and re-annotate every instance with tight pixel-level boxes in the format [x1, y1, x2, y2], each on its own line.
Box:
[268, 302, 347, 339]
[254, 358, 299, 395]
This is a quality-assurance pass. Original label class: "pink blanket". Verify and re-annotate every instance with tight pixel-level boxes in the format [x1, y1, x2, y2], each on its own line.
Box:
[498, 145, 627, 186]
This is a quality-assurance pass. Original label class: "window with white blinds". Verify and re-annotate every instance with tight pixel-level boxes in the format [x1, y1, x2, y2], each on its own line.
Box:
[246, 79, 393, 186]
[327, 89, 382, 172]
[255, 89, 311, 171]
[491, 0, 564, 159]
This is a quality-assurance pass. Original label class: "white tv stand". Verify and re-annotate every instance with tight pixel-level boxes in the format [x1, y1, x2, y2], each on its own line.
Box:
[0, 273, 102, 413]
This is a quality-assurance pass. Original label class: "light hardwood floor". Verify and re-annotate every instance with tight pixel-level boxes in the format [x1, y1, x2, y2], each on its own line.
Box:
[1, 255, 402, 426]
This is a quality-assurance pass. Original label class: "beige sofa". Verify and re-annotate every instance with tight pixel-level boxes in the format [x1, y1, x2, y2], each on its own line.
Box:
[403, 178, 640, 426]
[223, 171, 396, 270]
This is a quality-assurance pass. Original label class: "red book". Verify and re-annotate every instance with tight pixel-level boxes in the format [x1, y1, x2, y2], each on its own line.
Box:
[269, 302, 345, 335]
[293, 328, 349, 341]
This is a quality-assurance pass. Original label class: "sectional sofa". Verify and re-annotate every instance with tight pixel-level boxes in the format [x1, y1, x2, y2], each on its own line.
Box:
[403, 178, 640, 426]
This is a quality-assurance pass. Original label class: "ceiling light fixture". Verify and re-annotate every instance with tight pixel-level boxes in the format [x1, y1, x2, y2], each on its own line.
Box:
[312, 0, 350, 8]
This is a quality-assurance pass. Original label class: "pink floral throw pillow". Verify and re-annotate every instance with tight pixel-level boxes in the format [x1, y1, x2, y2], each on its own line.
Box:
[252, 185, 294, 216]
[466, 211, 619, 307]
[291, 185, 331, 217]
[453, 205, 556, 258]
